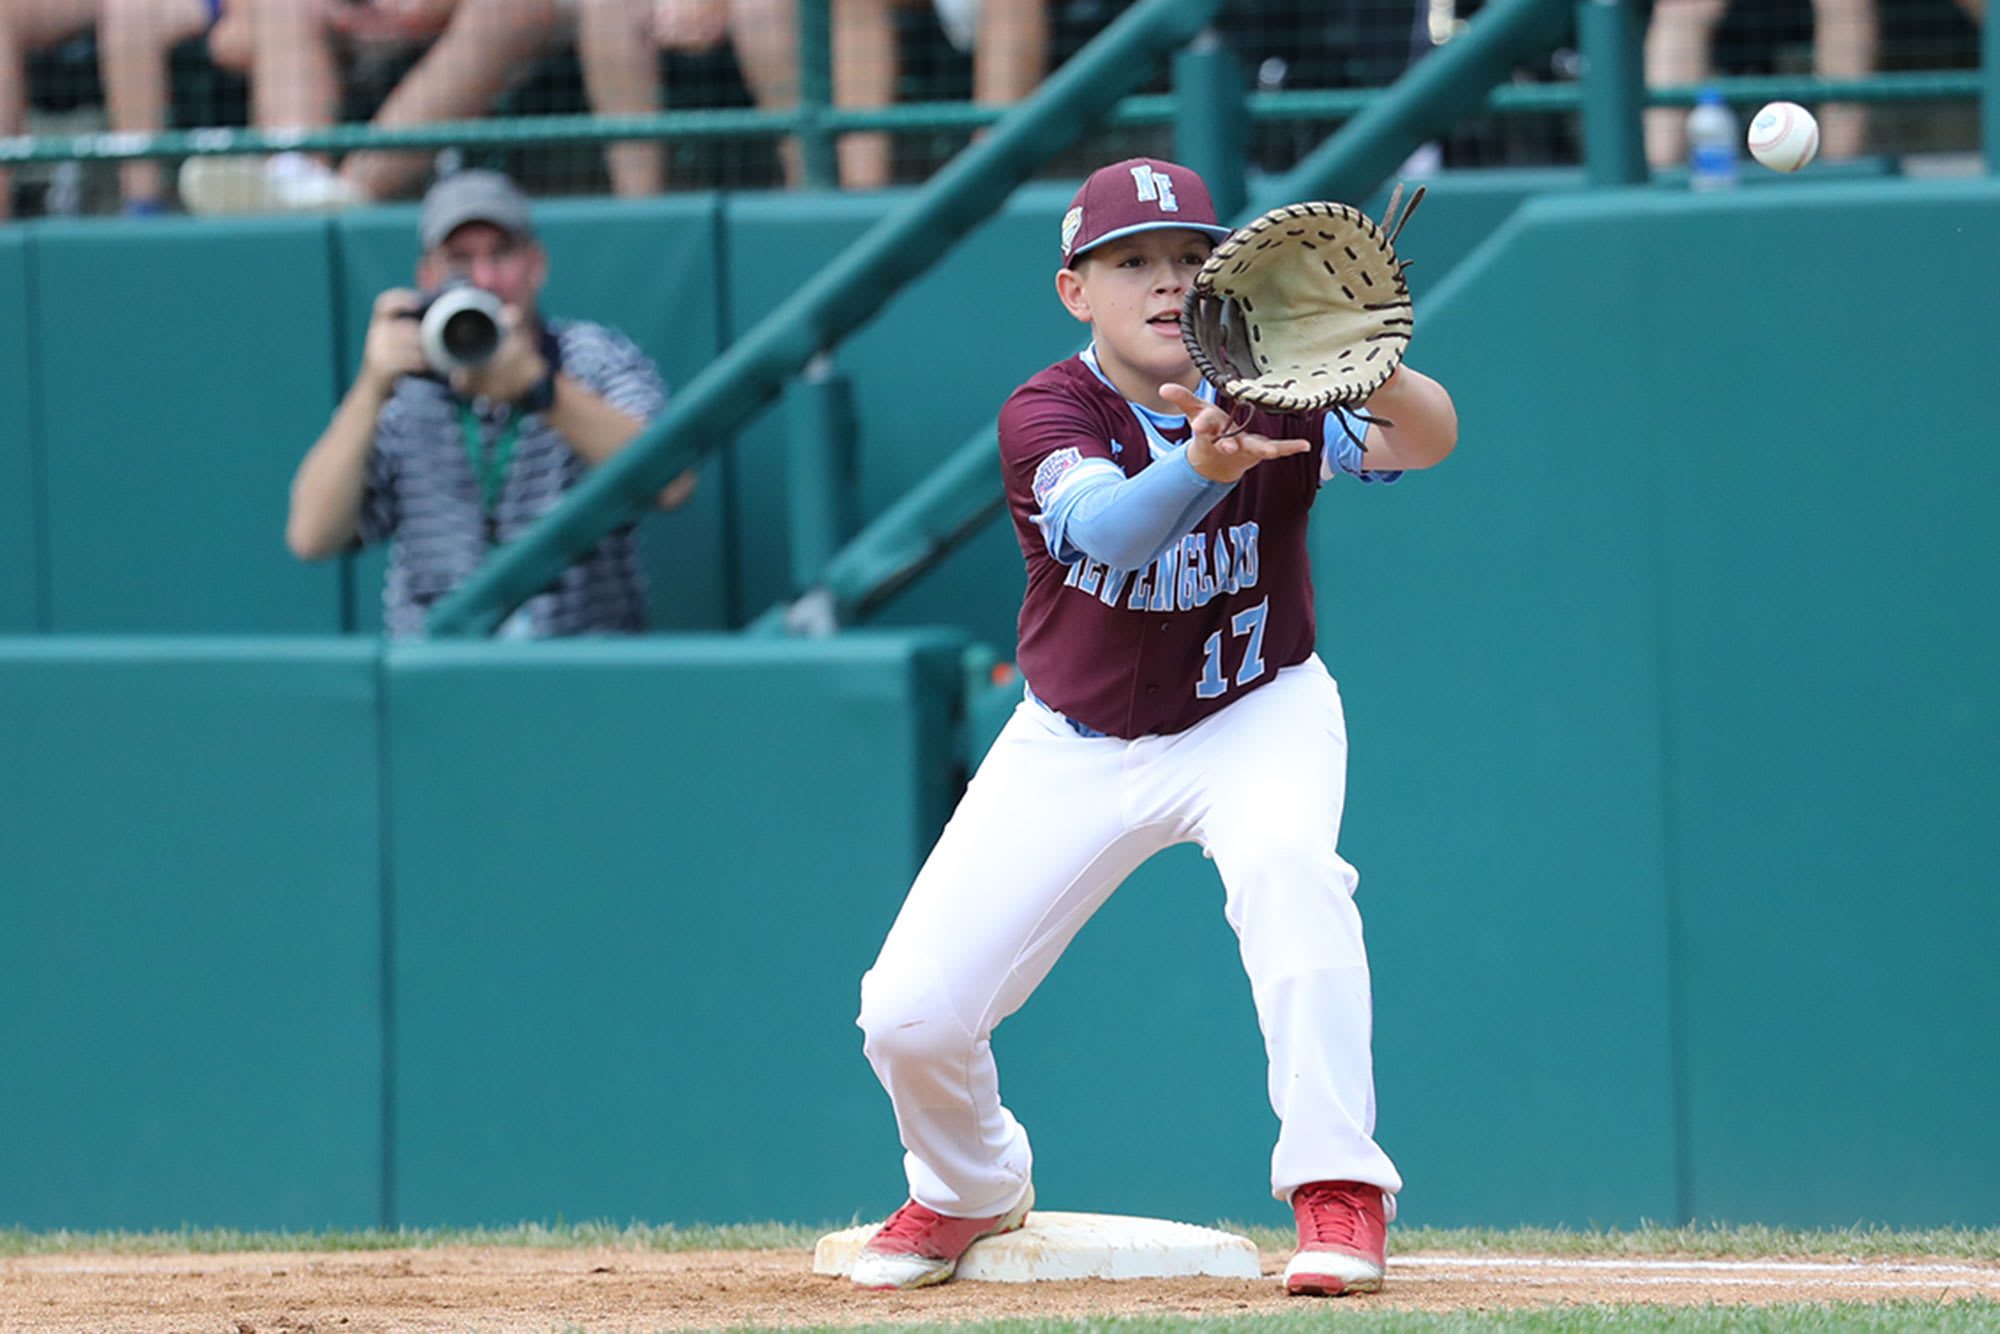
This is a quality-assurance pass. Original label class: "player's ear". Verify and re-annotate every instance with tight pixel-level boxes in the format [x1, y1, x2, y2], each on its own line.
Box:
[1055, 267, 1092, 324]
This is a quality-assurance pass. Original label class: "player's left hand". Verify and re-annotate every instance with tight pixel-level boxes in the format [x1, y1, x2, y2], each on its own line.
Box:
[1347, 364, 1458, 472]
[452, 304, 547, 405]
[1162, 382, 1312, 485]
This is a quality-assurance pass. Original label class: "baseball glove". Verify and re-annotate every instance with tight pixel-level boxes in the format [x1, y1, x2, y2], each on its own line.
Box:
[1181, 184, 1425, 420]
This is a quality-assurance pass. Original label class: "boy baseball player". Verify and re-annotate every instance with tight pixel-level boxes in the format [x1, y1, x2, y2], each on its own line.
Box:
[848, 157, 1458, 1296]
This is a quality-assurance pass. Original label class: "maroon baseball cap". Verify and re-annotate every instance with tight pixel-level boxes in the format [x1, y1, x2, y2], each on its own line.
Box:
[1059, 158, 1232, 267]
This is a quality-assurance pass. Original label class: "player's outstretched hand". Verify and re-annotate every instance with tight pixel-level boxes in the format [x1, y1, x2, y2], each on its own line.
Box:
[1162, 383, 1313, 485]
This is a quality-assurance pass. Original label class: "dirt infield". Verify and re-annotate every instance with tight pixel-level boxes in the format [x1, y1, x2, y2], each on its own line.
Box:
[7, 1246, 2000, 1332]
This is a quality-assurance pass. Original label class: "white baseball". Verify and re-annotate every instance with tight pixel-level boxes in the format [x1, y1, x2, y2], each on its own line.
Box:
[1747, 101, 1820, 173]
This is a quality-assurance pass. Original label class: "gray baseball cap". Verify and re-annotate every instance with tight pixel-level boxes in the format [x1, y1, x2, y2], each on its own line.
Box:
[418, 169, 535, 252]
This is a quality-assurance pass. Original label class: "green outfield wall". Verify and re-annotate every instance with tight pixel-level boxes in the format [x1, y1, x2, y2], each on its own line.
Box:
[0, 234, 36, 630]
[0, 174, 1995, 1235]
[0, 632, 968, 1231]
[28, 219, 348, 632]
[1318, 177, 2000, 1230]
[0, 639, 385, 1228]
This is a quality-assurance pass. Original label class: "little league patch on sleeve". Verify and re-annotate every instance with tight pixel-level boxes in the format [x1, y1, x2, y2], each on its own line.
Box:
[1033, 447, 1084, 509]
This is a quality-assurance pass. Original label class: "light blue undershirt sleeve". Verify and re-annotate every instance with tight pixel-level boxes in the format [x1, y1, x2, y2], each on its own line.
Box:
[1039, 448, 1236, 570]
[1321, 408, 1404, 485]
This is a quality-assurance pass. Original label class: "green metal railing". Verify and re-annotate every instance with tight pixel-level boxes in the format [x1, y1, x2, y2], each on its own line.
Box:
[424, 0, 1224, 635]
[0, 73, 1982, 169]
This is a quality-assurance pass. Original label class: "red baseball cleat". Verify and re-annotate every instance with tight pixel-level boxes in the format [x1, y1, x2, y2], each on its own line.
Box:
[849, 1184, 1035, 1290]
[1283, 1179, 1388, 1296]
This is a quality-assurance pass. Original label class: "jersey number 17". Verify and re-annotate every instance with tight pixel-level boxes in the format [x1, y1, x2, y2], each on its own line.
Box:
[1195, 598, 1269, 701]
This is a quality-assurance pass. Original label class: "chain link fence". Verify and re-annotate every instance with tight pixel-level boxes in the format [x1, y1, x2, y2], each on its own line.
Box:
[2, 0, 1986, 218]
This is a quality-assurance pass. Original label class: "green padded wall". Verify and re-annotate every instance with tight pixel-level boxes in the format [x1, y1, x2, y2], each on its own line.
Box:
[1323, 460, 1681, 1231]
[1316, 188, 1691, 1229]
[333, 195, 730, 634]
[998, 841, 1283, 1226]
[0, 232, 36, 630]
[1620, 184, 2000, 1227]
[1355, 168, 1582, 310]
[32, 218, 345, 632]
[1312, 178, 2000, 1228]
[382, 633, 967, 1226]
[0, 639, 384, 1229]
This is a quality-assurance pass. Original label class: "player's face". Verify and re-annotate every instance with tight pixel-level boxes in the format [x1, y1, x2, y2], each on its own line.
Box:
[1057, 228, 1213, 413]
[419, 222, 546, 312]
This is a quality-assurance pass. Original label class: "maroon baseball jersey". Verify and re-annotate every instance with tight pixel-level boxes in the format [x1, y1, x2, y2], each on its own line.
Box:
[999, 355, 1336, 739]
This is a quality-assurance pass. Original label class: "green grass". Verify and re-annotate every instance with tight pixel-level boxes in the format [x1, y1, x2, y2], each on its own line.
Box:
[0, 1218, 831, 1255]
[5, 1219, 2000, 1260]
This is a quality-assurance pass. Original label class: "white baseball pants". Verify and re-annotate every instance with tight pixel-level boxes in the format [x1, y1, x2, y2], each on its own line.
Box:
[856, 654, 1402, 1219]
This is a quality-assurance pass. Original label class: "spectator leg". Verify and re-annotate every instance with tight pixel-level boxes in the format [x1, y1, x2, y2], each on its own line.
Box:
[0, 0, 99, 218]
[1642, 0, 1728, 167]
[341, 0, 563, 201]
[832, 0, 895, 188]
[972, 0, 1043, 106]
[207, 0, 249, 70]
[727, 0, 802, 185]
[576, 0, 664, 194]
[99, 0, 215, 207]
[244, 0, 342, 129]
[1811, 0, 1876, 158]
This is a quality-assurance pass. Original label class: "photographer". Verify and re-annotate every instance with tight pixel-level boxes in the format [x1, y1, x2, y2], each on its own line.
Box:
[287, 169, 694, 636]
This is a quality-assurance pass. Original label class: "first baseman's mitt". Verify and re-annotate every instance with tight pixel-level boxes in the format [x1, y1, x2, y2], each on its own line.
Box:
[1181, 184, 1424, 420]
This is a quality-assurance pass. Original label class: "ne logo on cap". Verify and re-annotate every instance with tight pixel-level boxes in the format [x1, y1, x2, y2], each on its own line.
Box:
[1059, 157, 1228, 267]
[1129, 164, 1179, 212]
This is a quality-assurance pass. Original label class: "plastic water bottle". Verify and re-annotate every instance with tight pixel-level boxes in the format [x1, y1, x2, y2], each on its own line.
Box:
[1686, 89, 1740, 191]
[46, 160, 84, 217]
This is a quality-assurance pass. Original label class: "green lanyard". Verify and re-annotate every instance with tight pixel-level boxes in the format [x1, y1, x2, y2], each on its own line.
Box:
[457, 403, 521, 528]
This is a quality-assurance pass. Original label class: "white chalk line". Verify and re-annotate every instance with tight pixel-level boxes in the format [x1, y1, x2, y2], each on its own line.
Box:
[1397, 1273, 1998, 1290]
[1392, 1256, 2000, 1290]
[1397, 1257, 1995, 1275]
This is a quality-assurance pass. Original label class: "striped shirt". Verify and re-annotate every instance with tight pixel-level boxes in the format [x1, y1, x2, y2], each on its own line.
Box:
[357, 317, 668, 638]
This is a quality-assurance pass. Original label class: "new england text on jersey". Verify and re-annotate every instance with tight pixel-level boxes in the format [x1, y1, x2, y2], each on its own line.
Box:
[1060, 521, 1261, 613]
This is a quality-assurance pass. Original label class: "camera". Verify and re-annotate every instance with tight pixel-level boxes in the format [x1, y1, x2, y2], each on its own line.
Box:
[410, 278, 505, 375]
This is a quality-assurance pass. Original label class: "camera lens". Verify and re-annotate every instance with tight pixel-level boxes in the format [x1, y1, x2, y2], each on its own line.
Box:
[418, 282, 507, 374]
[439, 307, 500, 363]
